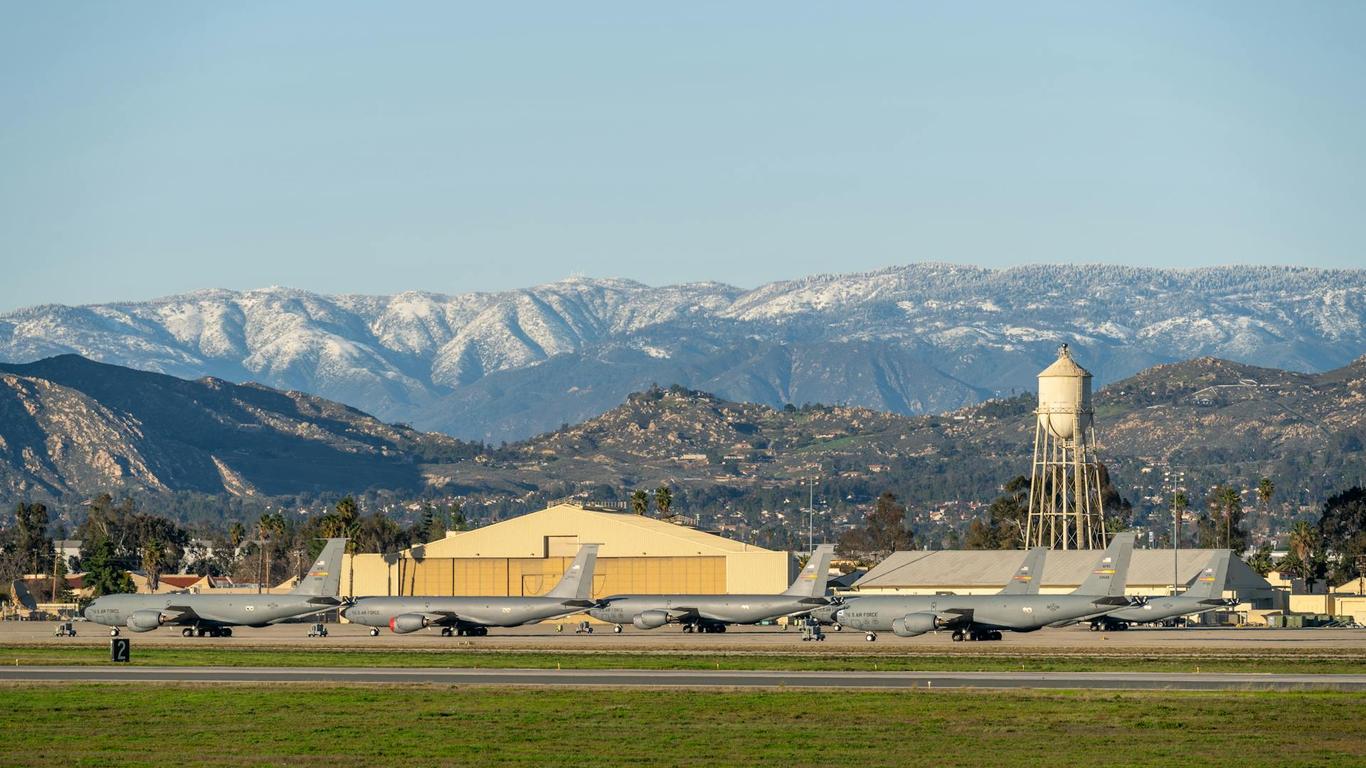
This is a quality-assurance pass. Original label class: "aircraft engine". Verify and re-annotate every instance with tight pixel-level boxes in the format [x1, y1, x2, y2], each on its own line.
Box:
[388, 613, 430, 634]
[891, 612, 939, 638]
[631, 610, 670, 630]
[126, 610, 165, 632]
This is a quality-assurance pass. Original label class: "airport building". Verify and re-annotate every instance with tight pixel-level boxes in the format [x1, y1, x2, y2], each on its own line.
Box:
[851, 548, 1278, 611]
[341, 501, 794, 601]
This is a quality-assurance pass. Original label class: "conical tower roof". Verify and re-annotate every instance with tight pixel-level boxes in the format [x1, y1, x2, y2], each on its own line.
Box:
[1038, 344, 1091, 378]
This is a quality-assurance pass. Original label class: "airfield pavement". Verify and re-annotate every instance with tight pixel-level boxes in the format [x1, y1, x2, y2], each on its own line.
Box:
[5, 665, 1364, 691]
[5, 618, 1365, 653]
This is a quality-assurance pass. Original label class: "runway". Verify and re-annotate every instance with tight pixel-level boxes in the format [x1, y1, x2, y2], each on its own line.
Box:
[5, 665, 1364, 691]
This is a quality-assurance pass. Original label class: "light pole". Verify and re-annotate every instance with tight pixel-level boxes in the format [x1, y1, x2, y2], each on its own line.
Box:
[806, 477, 815, 554]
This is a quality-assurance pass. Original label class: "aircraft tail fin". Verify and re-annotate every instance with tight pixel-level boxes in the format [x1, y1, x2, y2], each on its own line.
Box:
[783, 544, 835, 598]
[546, 544, 600, 600]
[1073, 531, 1136, 597]
[999, 547, 1048, 595]
[291, 538, 347, 597]
[10, 579, 38, 610]
[1184, 551, 1232, 599]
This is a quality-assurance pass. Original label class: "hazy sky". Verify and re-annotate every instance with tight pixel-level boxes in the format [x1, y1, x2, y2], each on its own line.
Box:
[2, 3, 1363, 311]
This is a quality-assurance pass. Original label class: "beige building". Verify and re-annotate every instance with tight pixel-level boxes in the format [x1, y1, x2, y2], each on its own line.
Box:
[341, 501, 793, 601]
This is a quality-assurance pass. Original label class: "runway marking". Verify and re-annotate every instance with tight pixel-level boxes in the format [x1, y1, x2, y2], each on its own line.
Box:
[3, 666, 1364, 691]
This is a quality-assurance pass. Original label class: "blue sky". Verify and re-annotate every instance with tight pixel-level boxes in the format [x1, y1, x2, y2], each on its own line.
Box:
[2, 2, 1363, 311]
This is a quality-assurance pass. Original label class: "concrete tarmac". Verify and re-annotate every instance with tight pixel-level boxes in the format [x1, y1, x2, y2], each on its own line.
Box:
[4, 665, 1364, 691]
[6, 620, 1365, 655]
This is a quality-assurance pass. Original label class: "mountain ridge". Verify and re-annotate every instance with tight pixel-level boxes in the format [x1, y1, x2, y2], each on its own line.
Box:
[3, 264, 1363, 441]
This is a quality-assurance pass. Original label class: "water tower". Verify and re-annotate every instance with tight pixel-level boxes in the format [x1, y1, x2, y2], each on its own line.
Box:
[1024, 344, 1108, 550]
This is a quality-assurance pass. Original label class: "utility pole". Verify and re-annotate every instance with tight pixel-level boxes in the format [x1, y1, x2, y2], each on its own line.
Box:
[1171, 489, 1187, 597]
[807, 476, 816, 554]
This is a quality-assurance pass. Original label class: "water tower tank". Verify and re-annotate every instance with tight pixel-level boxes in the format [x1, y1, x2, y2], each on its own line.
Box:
[1036, 344, 1092, 440]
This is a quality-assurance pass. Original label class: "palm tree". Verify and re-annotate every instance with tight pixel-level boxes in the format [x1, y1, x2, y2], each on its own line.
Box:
[654, 486, 673, 519]
[631, 490, 649, 516]
[228, 522, 246, 551]
[255, 512, 285, 593]
[1258, 477, 1275, 514]
[140, 539, 165, 592]
[1288, 520, 1316, 564]
[1287, 521, 1321, 590]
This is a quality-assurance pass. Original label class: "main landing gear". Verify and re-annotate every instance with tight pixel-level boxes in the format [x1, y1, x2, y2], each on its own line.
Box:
[443, 626, 489, 637]
[683, 622, 726, 633]
[951, 629, 1003, 642]
[183, 626, 232, 637]
[1090, 620, 1129, 632]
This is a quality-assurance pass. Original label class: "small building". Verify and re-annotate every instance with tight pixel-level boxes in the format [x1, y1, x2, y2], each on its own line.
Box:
[342, 501, 792, 600]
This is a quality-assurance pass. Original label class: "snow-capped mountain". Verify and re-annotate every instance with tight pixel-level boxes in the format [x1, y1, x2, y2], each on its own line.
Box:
[2, 264, 1363, 441]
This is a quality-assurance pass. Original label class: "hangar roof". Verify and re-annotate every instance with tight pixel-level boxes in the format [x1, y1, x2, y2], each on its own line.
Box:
[854, 549, 1271, 591]
[402, 502, 777, 560]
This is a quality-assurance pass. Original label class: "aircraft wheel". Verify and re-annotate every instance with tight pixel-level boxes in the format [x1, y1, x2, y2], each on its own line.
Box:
[864, 632, 876, 642]
[951, 631, 965, 642]
[613, 625, 623, 634]
[221, 627, 232, 638]
[832, 623, 842, 632]
[370, 627, 380, 637]
[718, 625, 727, 633]
[477, 627, 488, 637]
[990, 631, 1002, 641]
[110, 628, 120, 637]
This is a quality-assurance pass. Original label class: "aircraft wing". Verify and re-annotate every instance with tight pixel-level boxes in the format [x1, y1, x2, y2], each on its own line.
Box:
[150, 604, 199, 625]
[417, 611, 462, 626]
[937, 608, 973, 628]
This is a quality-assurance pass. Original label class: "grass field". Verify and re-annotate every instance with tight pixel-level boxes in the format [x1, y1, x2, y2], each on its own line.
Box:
[3, 644, 1364, 674]
[3, 684, 1362, 767]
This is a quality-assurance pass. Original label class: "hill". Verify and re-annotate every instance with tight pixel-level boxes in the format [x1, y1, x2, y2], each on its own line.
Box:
[2, 354, 1363, 546]
[0, 355, 475, 499]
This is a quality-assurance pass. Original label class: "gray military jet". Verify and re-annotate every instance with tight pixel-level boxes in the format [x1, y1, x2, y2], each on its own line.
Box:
[1087, 551, 1235, 631]
[808, 547, 1048, 630]
[588, 544, 834, 633]
[84, 538, 347, 637]
[342, 544, 599, 636]
[829, 532, 1139, 642]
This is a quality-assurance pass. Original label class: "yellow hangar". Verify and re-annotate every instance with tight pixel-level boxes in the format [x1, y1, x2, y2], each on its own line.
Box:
[342, 501, 793, 601]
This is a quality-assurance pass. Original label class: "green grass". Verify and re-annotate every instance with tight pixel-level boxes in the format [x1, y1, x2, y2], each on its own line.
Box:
[2, 684, 1362, 767]
[3, 644, 1364, 674]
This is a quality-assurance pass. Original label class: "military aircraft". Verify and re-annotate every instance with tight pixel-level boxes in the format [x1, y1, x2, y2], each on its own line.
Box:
[84, 538, 347, 637]
[342, 544, 599, 636]
[808, 546, 1048, 630]
[828, 532, 1139, 642]
[1087, 550, 1236, 631]
[588, 544, 834, 633]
